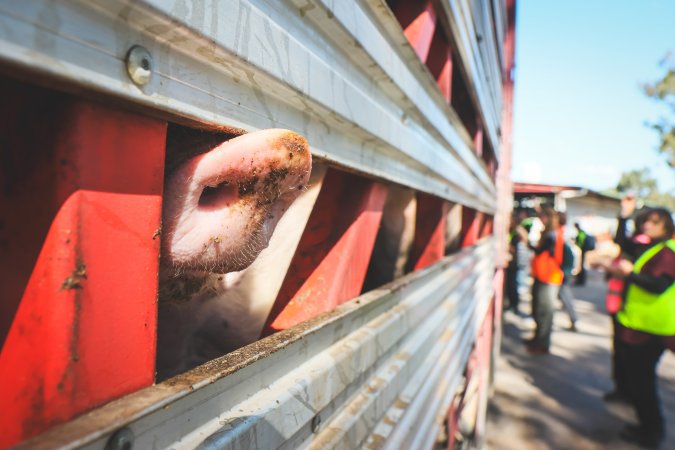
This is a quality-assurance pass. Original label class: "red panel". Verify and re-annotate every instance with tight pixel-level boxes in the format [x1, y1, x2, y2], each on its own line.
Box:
[461, 207, 482, 247]
[389, 0, 437, 62]
[446, 398, 458, 449]
[493, 269, 504, 331]
[474, 122, 484, 158]
[437, 55, 453, 102]
[407, 193, 448, 271]
[405, 3, 436, 62]
[480, 215, 494, 238]
[426, 26, 453, 102]
[474, 301, 495, 440]
[0, 82, 165, 447]
[263, 169, 388, 334]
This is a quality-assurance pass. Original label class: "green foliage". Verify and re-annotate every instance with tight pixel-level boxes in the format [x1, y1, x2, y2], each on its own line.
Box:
[614, 168, 675, 210]
[644, 55, 675, 168]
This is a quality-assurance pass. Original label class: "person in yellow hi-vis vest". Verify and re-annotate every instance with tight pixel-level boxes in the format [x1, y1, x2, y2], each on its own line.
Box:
[602, 207, 675, 448]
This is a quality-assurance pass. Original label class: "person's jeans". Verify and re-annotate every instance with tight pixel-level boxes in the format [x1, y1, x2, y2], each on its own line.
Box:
[531, 281, 560, 349]
[558, 277, 577, 323]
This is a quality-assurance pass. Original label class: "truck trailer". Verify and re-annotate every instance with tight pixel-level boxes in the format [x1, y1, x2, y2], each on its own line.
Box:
[0, 0, 516, 448]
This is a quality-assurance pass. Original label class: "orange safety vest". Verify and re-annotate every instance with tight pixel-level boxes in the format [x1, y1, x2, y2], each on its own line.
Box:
[531, 228, 564, 285]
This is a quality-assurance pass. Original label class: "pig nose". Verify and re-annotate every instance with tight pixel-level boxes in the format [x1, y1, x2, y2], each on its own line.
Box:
[161, 129, 311, 274]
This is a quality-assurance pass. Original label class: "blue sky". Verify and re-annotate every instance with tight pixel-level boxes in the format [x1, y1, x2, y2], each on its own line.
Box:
[512, 0, 675, 193]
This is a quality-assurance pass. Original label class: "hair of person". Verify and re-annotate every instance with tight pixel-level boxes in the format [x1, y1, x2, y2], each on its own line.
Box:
[539, 206, 560, 232]
[645, 207, 674, 238]
[558, 211, 568, 226]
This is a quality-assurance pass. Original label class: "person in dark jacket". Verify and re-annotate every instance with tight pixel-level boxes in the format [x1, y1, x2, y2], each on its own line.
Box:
[574, 223, 593, 285]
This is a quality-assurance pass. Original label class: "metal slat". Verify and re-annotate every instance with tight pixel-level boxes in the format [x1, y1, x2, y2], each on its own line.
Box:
[376, 253, 494, 449]
[473, 0, 504, 130]
[16, 241, 496, 450]
[300, 0, 496, 197]
[436, 0, 503, 160]
[0, 0, 498, 212]
[305, 274, 478, 449]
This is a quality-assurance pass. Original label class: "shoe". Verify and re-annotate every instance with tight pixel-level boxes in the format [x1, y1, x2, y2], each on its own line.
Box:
[526, 345, 550, 355]
[603, 390, 629, 403]
[619, 424, 663, 448]
[568, 323, 578, 332]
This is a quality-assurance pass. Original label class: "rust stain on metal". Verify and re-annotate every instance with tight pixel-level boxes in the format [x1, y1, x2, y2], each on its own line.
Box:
[382, 414, 396, 426]
[395, 351, 411, 361]
[60, 260, 87, 290]
[367, 376, 387, 394]
[393, 398, 409, 410]
[366, 432, 386, 449]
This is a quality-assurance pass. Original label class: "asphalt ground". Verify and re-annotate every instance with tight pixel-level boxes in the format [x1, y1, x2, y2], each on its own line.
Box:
[486, 269, 675, 450]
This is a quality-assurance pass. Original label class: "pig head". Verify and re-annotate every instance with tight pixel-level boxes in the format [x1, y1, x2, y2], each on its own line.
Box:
[157, 128, 311, 379]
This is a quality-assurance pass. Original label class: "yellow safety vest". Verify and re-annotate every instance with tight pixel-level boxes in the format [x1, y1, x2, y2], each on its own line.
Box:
[618, 239, 675, 335]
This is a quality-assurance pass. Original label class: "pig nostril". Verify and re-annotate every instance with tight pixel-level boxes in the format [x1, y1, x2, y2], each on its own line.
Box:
[198, 181, 237, 209]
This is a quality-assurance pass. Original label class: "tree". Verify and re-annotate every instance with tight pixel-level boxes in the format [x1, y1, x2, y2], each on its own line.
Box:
[644, 54, 675, 168]
[614, 168, 675, 210]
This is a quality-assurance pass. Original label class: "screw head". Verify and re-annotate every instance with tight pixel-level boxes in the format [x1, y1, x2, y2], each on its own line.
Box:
[105, 427, 134, 450]
[125, 45, 153, 86]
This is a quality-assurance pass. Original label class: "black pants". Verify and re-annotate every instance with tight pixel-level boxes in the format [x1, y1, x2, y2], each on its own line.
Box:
[623, 337, 665, 436]
[576, 250, 587, 285]
[505, 264, 520, 312]
[611, 316, 629, 394]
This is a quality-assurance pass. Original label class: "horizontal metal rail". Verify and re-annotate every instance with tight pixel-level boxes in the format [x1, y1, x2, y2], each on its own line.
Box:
[17, 239, 496, 450]
[0, 0, 500, 212]
[437, 0, 504, 160]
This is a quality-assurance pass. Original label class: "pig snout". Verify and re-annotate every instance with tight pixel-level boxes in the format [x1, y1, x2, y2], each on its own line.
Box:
[161, 129, 311, 274]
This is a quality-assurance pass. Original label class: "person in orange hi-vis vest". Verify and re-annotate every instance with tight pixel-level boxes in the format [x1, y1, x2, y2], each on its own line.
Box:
[517, 206, 564, 354]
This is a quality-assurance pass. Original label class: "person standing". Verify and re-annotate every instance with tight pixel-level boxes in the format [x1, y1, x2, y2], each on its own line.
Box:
[603, 207, 675, 448]
[574, 223, 594, 286]
[505, 214, 523, 314]
[604, 196, 652, 403]
[558, 212, 578, 331]
[519, 207, 564, 354]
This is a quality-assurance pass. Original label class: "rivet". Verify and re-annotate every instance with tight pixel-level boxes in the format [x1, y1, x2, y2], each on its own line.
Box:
[125, 45, 153, 86]
[311, 414, 322, 433]
[105, 427, 134, 450]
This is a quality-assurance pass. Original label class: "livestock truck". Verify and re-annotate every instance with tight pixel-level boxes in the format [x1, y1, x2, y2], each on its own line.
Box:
[0, 0, 516, 448]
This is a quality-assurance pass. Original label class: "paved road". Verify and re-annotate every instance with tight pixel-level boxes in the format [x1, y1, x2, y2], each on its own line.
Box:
[487, 270, 675, 449]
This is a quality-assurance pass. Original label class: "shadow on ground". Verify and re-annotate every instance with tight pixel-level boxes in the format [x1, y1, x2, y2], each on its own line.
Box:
[487, 270, 675, 450]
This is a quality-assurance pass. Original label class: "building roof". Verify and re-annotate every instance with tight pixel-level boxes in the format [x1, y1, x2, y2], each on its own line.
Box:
[513, 182, 623, 204]
[513, 182, 580, 194]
